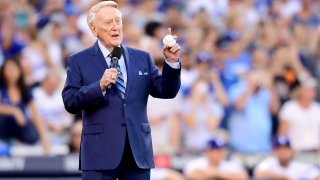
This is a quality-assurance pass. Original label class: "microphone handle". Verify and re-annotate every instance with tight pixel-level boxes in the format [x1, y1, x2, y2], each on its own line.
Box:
[107, 57, 119, 89]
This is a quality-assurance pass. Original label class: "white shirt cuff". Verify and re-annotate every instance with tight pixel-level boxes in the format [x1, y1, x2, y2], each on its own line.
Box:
[102, 90, 106, 96]
[165, 59, 180, 69]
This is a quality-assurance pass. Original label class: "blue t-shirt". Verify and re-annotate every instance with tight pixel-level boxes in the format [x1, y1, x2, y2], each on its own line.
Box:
[221, 52, 251, 94]
[0, 36, 25, 59]
[228, 80, 272, 153]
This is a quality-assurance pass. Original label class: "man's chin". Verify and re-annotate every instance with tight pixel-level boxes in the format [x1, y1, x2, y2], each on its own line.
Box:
[112, 42, 121, 47]
[111, 39, 122, 46]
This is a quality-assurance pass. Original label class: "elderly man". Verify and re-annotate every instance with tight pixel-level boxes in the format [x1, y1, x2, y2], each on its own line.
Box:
[62, 1, 181, 179]
[278, 77, 320, 152]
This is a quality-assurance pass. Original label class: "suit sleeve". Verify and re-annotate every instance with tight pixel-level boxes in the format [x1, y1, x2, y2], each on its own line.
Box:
[62, 55, 104, 114]
[148, 54, 181, 99]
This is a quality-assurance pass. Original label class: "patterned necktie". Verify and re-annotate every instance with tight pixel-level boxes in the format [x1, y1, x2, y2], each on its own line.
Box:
[109, 54, 126, 98]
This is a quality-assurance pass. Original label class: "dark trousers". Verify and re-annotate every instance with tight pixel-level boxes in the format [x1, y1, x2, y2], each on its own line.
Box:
[82, 132, 150, 180]
[0, 116, 39, 144]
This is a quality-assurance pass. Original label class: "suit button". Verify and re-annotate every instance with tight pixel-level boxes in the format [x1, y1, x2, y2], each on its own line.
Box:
[121, 123, 126, 127]
[123, 103, 126, 107]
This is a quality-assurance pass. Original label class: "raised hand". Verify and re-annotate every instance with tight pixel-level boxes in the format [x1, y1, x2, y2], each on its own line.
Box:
[162, 28, 181, 62]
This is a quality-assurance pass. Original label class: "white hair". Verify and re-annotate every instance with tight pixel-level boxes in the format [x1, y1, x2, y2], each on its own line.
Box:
[87, 1, 118, 25]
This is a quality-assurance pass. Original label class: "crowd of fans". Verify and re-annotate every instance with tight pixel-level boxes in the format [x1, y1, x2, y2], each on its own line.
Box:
[0, 0, 319, 178]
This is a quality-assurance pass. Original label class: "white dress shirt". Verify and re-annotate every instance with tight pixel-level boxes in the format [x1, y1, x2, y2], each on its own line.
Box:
[98, 40, 127, 87]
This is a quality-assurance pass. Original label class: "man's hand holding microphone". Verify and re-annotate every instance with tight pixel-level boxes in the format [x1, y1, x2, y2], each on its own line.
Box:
[100, 47, 122, 91]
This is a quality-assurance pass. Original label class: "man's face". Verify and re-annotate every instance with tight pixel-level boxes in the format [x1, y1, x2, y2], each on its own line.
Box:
[300, 87, 316, 102]
[90, 6, 123, 51]
[206, 148, 226, 165]
[274, 146, 293, 164]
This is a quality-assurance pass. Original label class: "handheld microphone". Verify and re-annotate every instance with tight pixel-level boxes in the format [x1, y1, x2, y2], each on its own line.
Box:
[108, 47, 122, 89]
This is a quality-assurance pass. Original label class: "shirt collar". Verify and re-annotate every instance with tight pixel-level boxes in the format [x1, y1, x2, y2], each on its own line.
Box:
[97, 40, 111, 59]
[97, 40, 122, 59]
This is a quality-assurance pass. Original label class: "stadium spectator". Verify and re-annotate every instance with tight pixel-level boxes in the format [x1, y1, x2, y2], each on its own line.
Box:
[291, 0, 319, 28]
[180, 51, 213, 97]
[278, 77, 320, 152]
[140, 21, 166, 59]
[61, 6, 84, 60]
[128, 0, 165, 28]
[33, 70, 73, 145]
[0, 58, 49, 153]
[194, 52, 213, 80]
[228, 69, 278, 153]
[185, 0, 228, 29]
[251, 48, 280, 134]
[254, 136, 320, 179]
[180, 51, 196, 97]
[21, 28, 56, 87]
[147, 58, 181, 153]
[228, 0, 261, 29]
[69, 120, 82, 154]
[184, 138, 248, 179]
[180, 78, 225, 152]
[123, 23, 143, 50]
[39, 21, 65, 68]
[218, 29, 252, 94]
[0, 0, 25, 60]
[270, 45, 306, 105]
[270, 0, 301, 19]
[182, 27, 204, 60]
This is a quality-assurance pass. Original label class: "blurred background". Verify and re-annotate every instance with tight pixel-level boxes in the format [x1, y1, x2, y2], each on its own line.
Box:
[0, 0, 319, 179]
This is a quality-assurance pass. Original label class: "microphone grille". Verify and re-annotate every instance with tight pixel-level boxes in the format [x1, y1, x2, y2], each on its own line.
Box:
[112, 47, 122, 59]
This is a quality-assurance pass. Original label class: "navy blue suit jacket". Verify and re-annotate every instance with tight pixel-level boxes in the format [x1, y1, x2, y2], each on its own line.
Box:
[62, 41, 181, 170]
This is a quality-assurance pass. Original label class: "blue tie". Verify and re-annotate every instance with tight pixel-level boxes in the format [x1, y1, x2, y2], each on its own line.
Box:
[109, 54, 126, 98]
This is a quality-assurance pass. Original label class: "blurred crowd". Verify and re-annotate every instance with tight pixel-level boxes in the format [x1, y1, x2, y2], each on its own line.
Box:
[0, 0, 319, 178]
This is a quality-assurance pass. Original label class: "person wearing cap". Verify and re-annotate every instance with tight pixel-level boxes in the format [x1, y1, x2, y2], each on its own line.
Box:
[195, 52, 228, 107]
[278, 77, 320, 152]
[180, 78, 225, 152]
[254, 136, 320, 179]
[181, 52, 228, 106]
[183, 138, 248, 179]
[195, 52, 213, 77]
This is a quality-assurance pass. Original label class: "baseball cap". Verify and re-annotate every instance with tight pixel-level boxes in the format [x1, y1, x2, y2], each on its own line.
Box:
[196, 52, 213, 63]
[65, 4, 80, 16]
[272, 136, 291, 148]
[207, 138, 226, 150]
[215, 31, 241, 50]
[225, 30, 241, 42]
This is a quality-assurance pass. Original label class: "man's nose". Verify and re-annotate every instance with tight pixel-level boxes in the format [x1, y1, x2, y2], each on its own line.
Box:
[111, 21, 120, 30]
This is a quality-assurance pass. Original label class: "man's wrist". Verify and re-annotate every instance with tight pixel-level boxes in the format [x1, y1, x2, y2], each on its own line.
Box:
[165, 59, 180, 69]
[100, 81, 107, 96]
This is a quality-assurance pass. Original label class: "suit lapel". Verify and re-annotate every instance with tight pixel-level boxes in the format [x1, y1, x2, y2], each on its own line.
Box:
[91, 41, 109, 74]
[90, 43, 134, 100]
[121, 45, 135, 100]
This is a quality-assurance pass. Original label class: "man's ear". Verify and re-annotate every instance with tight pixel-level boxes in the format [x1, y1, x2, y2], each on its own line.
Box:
[90, 24, 98, 37]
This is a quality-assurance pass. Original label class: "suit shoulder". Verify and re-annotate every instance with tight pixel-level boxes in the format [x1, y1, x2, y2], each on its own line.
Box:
[68, 46, 93, 62]
[126, 47, 150, 57]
